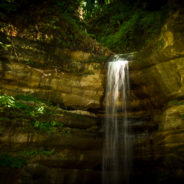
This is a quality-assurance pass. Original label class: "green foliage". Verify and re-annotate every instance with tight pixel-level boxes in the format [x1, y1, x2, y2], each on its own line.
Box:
[15, 95, 46, 117]
[16, 94, 53, 107]
[0, 94, 46, 118]
[0, 94, 15, 108]
[15, 101, 31, 110]
[99, 9, 167, 52]
[0, 93, 70, 135]
[102, 11, 139, 51]
[81, 0, 114, 19]
[168, 100, 179, 105]
[0, 148, 55, 169]
[15, 94, 40, 103]
[61, 127, 71, 135]
[0, 154, 26, 168]
[20, 147, 55, 157]
[34, 105, 45, 115]
[33, 120, 63, 134]
[181, 114, 184, 120]
[85, 1, 168, 52]
[168, 100, 184, 106]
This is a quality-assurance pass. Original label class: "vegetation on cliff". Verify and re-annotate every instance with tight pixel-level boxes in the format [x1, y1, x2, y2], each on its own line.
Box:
[83, 0, 169, 52]
[0, 92, 70, 168]
[0, 0, 109, 57]
[0, 0, 171, 55]
[0, 92, 72, 135]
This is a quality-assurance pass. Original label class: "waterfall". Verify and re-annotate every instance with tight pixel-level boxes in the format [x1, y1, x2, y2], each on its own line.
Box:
[103, 55, 132, 184]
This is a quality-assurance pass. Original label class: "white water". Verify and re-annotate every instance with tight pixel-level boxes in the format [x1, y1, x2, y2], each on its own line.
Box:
[103, 55, 132, 184]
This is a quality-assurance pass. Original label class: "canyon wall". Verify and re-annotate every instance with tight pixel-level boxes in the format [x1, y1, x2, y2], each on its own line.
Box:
[1, 5, 184, 184]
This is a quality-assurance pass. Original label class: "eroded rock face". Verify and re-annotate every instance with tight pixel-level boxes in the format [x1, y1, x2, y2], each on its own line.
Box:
[0, 102, 103, 184]
[128, 10, 184, 119]
[0, 11, 111, 110]
[0, 9, 184, 134]
[0, 31, 109, 111]
[160, 102, 184, 130]
[0, 59, 104, 110]
[1, 10, 184, 116]
[126, 11, 184, 182]
[0, 16, 109, 183]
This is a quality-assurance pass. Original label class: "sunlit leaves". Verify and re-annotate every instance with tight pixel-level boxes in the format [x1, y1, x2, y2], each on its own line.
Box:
[0, 94, 15, 108]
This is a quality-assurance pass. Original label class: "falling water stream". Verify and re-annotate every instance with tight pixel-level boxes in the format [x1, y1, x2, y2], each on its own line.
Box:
[103, 55, 132, 184]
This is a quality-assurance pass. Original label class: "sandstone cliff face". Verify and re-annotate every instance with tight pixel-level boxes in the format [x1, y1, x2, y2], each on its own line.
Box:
[128, 10, 184, 182]
[0, 58, 104, 110]
[0, 3, 112, 111]
[0, 34, 109, 111]
[129, 10, 184, 119]
[0, 8, 111, 183]
[0, 36, 106, 183]
[1, 9, 184, 134]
